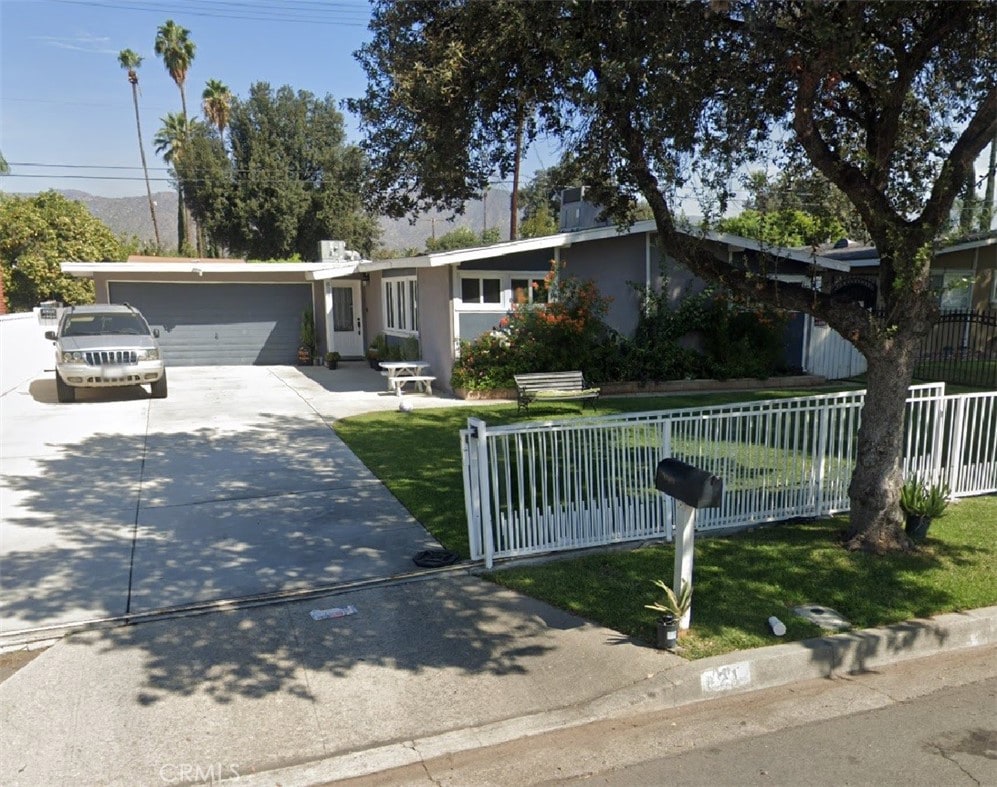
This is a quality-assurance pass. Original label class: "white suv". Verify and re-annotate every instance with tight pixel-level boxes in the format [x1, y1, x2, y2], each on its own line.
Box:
[46, 303, 167, 403]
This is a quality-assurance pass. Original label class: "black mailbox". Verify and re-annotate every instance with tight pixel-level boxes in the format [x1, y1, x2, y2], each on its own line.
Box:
[655, 458, 723, 509]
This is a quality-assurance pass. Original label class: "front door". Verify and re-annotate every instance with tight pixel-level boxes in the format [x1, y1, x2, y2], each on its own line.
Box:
[326, 281, 364, 357]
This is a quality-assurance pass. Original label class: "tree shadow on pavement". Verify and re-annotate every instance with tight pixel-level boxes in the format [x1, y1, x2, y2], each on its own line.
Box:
[2, 408, 645, 705]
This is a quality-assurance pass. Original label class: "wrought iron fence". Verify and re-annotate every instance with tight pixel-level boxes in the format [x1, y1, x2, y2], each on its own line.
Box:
[914, 309, 996, 388]
[462, 383, 997, 567]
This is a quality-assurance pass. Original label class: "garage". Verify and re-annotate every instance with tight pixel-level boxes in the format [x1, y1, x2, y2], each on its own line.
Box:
[108, 282, 313, 366]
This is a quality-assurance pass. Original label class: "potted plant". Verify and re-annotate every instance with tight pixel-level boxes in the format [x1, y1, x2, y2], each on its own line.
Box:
[899, 475, 950, 541]
[298, 307, 317, 366]
[366, 345, 380, 369]
[645, 579, 692, 651]
[367, 333, 388, 369]
[325, 351, 341, 370]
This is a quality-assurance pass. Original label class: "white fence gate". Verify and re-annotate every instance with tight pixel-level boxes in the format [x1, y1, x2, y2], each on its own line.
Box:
[802, 315, 868, 380]
[461, 383, 997, 567]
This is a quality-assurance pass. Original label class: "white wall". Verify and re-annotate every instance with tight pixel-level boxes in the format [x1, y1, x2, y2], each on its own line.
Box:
[0, 309, 57, 395]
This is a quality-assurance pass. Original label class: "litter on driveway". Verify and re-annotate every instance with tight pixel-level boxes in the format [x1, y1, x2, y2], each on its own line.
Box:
[310, 605, 358, 621]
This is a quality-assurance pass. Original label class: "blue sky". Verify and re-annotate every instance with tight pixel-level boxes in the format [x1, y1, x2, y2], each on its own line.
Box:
[1, 0, 992, 223]
[0, 0, 555, 199]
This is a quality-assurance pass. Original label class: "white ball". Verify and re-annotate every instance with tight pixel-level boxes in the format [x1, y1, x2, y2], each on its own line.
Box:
[398, 399, 414, 413]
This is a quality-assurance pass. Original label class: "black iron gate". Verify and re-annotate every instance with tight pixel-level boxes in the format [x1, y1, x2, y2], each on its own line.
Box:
[914, 310, 997, 388]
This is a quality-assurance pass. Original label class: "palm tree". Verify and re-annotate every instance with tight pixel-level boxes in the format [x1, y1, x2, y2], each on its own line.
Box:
[118, 49, 161, 249]
[154, 20, 196, 122]
[201, 79, 232, 143]
[154, 22, 196, 251]
[0, 150, 8, 313]
[154, 113, 191, 254]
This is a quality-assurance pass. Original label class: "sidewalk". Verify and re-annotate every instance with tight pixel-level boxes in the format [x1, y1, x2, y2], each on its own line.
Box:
[1, 564, 994, 785]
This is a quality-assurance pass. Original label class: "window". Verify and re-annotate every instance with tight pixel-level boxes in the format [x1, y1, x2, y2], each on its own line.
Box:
[930, 270, 973, 311]
[461, 276, 502, 304]
[457, 272, 551, 310]
[383, 276, 418, 334]
[511, 277, 550, 304]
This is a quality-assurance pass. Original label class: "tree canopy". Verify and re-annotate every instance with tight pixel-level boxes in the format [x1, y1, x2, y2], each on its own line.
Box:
[351, 0, 996, 552]
[0, 192, 126, 311]
[174, 83, 379, 260]
[425, 225, 500, 252]
[717, 208, 845, 248]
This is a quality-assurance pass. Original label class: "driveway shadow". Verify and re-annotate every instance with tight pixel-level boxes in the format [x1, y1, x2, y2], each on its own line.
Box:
[0, 412, 439, 632]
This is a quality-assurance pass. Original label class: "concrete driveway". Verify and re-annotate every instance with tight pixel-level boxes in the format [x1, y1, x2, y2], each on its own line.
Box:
[0, 364, 470, 636]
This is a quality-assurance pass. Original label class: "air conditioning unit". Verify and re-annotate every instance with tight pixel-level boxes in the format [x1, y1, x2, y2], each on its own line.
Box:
[318, 240, 347, 261]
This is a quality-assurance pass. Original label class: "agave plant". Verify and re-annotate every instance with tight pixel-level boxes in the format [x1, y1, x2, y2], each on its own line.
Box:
[645, 579, 692, 619]
[899, 476, 951, 518]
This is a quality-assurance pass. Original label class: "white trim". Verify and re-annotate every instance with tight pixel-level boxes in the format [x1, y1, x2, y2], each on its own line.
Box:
[61, 261, 348, 277]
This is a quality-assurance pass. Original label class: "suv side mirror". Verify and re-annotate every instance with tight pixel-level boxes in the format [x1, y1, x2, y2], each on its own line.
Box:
[45, 330, 57, 341]
[153, 328, 160, 338]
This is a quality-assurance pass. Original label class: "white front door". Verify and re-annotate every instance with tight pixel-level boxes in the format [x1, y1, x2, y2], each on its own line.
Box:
[325, 281, 364, 357]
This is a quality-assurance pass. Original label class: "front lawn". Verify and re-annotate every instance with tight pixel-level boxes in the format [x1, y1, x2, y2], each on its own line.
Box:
[487, 497, 996, 659]
[333, 385, 862, 556]
[334, 386, 996, 659]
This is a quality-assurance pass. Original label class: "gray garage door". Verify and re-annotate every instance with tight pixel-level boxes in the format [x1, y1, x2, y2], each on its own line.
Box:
[108, 283, 312, 366]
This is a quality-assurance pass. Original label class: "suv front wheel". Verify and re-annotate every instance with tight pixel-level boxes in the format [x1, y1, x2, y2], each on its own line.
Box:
[150, 370, 168, 399]
[55, 373, 76, 403]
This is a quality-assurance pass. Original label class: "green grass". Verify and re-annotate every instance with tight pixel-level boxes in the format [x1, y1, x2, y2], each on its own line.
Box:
[333, 385, 862, 556]
[913, 360, 997, 389]
[486, 496, 996, 659]
[334, 384, 996, 659]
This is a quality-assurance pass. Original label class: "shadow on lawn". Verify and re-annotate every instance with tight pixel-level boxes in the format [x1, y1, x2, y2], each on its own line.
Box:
[684, 519, 986, 659]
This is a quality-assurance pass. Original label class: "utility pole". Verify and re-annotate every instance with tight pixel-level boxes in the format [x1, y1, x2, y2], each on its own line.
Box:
[510, 102, 525, 241]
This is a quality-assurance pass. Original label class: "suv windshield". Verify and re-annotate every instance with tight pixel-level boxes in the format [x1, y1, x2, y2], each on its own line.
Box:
[62, 313, 150, 337]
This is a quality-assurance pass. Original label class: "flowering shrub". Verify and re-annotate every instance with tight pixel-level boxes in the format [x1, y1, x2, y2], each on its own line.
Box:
[449, 262, 788, 392]
[450, 260, 612, 390]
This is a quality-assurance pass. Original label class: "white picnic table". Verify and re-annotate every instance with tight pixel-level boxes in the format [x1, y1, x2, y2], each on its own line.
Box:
[379, 361, 435, 395]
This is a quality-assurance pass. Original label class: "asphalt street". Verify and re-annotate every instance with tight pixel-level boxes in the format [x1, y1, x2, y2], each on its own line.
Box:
[341, 644, 997, 787]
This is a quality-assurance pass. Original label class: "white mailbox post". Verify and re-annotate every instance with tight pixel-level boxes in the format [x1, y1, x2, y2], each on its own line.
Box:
[655, 458, 724, 630]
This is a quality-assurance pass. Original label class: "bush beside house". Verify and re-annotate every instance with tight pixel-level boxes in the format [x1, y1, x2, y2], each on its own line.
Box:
[450, 262, 790, 394]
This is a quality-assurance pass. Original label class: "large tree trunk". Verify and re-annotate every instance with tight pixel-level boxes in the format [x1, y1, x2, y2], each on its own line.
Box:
[845, 325, 922, 553]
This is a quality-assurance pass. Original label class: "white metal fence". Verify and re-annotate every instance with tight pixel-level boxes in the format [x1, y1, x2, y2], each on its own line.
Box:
[461, 383, 997, 567]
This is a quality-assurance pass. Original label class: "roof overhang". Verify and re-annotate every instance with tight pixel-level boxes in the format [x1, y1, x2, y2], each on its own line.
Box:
[936, 233, 997, 256]
[61, 219, 852, 280]
[60, 260, 368, 279]
[366, 220, 849, 272]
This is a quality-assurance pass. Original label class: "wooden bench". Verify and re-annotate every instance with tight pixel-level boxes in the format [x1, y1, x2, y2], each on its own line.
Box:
[514, 371, 600, 412]
[389, 375, 437, 395]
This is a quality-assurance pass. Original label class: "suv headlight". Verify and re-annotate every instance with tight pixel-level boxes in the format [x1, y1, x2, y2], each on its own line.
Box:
[137, 348, 160, 361]
[62, 351, 84, 362]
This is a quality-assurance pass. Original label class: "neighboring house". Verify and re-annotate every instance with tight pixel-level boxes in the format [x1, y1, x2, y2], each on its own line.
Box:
[63, 219, 850, 388]
[808, 231, 997, 380]
[819, 230, 997, 313]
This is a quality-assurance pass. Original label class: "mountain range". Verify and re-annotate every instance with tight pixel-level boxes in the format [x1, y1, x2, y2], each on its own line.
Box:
[54, 188, 517, 257]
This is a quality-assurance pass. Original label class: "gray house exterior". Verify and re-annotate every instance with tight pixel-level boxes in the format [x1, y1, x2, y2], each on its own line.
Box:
[62, 222, 847, 389]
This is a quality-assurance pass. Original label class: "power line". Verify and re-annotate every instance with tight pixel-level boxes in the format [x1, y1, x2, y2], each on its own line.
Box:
[10, 161, 172, 172]
[48, 0, 370, 26]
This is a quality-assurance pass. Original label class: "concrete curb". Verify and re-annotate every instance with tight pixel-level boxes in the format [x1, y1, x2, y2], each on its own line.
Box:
[235, 605, 997, 786]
